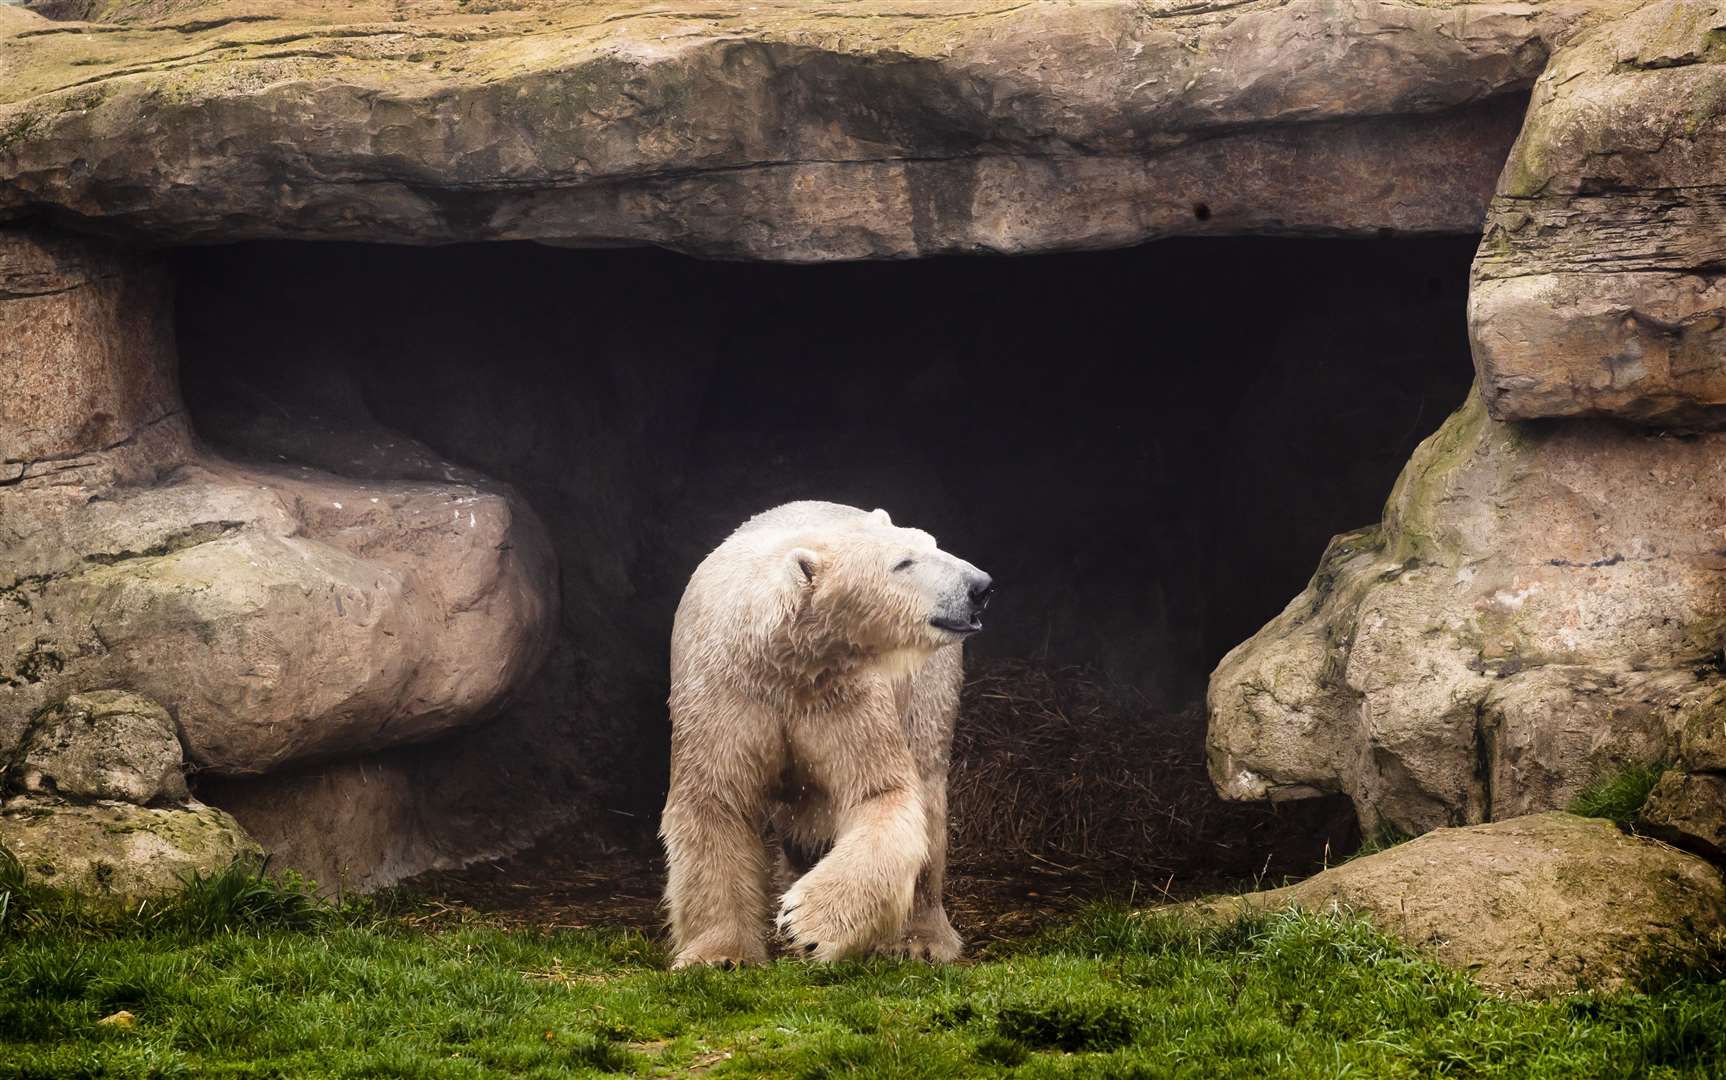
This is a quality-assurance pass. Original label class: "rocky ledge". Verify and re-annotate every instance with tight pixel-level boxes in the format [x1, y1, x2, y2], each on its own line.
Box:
[0, 1, 1613, 256]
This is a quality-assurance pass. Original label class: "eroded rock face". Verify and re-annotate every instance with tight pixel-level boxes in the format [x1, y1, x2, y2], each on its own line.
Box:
[1208, 389, 1726, 837]
[1190, 813, 1726, 995]
[1641, 690, 1726, 861]
[0, 1, 1617, 256]
[1, 227, 558, 783]
[14, 690, 186, 805]
[1471, 1, 1726, 427]
[1644, 772, 1726, 863]
[0, 228, 186, 487]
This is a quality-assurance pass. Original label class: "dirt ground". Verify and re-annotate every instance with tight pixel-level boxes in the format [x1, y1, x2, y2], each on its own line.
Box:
[413, 833, 1160, 951]
[412, 823, 1347, 954]
[414, 665, 1359, 950]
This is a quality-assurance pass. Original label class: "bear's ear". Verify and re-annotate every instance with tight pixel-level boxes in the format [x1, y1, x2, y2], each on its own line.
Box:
[787, 547, 820, 587]
[870, 508, 892, 526]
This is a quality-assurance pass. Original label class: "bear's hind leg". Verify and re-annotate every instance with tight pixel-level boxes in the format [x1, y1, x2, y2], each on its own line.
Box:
[878, 771, 962, 962]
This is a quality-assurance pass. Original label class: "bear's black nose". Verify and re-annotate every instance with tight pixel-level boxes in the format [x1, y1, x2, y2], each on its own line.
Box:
[968, 573, 995, 610]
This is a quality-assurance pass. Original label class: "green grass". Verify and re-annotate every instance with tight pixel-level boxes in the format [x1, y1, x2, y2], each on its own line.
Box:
[1570, 763, 1668, 828]
[3, 869, 1725, 1080]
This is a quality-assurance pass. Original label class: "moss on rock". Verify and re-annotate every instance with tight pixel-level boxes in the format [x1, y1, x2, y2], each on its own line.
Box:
[0, 796, 261, 901]
[1210, 386, 1726, 836]
[13, 690, 188, 805]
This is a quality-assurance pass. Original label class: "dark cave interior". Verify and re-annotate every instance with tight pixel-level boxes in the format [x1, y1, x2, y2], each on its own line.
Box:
[174, 236, 1478, 846]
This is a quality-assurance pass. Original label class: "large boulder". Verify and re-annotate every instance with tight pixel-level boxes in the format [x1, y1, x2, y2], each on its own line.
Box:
[0, 1, 1625, 255]
[0, 230, 559, 775]
[0, 796, 261, 900]
[1, 226, 561, 887]
[13, 690, 187, 805]
[1, 684, 260, 901]
[1192, 812, 1726, 996]
[1471, 1, 1726, 427]
[1208, 389, 1726, 837]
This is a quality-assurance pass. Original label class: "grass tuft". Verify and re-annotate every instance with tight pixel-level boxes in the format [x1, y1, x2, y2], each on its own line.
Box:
[0, 841, 24, 934]
[0, 858, 334, 939]
[1570, 762, 1667, 827]
[151, 861, 330, 936]
[972, 1034, 1028, 1066]
[995, 997, 1138, 1051]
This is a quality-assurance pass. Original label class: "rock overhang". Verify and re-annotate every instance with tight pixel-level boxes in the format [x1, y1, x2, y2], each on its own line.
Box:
[0, 0, 1604, 253]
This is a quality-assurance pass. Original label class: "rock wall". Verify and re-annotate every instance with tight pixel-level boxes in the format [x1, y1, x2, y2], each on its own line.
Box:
[2, 228, 560, 887]
[1210, 1, 1726, 840]
[1472, 2, 1726, 427]
[1208, 390, 1726, 836]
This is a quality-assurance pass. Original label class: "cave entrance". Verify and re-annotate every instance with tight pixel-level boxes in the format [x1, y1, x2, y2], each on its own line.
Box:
[175, 236, 1475, 925]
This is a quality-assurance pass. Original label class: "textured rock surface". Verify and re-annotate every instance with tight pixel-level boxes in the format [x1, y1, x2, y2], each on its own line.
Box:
[1471, 1, 1726, 426]
[1, 228, 559, 777]
[0, 1, 1618, 256]
[1208, 389, 1726, 837]
[198, 754, 468, 893]
[1191, 813, 1726, 995]
[1643, 772, 1726, 863]
[0, 795, 260, 899]
[1641, 689, 1726, 861]
[0, 229, 185, 484]
[14, 690, 186, 805]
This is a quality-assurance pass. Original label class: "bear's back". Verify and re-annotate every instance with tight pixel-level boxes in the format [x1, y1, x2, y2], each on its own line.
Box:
[733, 501, 870, 538]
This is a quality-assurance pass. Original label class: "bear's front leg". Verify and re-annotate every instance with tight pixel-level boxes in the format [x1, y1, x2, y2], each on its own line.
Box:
[776, 706, 928, 961]
[776, 781, 927, 961]
[661, 753, 773, 969]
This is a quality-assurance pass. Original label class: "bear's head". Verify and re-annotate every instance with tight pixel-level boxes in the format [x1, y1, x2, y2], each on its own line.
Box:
[786, 508, 993, 657]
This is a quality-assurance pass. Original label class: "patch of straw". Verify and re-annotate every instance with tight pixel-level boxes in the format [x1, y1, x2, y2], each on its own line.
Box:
[949, 659, 1348, 888]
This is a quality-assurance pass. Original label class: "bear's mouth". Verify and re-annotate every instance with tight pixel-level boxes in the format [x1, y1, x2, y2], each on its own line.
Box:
[931, 615, 983, 635]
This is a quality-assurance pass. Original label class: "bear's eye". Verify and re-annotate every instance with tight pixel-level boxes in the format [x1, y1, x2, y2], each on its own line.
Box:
[892, 558, 915, 573]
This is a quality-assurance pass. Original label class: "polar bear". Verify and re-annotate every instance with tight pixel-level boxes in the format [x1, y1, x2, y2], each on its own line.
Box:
[660, 501, 993, 968]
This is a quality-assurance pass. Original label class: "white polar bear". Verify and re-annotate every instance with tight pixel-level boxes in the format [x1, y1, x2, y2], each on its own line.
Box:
[659, 501, 992, 967]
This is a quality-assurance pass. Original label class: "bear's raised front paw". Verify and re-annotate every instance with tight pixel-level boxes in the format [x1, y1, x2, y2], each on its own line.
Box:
[775, 870, 907, 962]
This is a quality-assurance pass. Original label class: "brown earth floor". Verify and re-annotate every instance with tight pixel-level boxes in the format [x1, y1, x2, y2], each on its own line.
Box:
[412, 668, 1360, 950]
[410, 822, 1348, 955]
